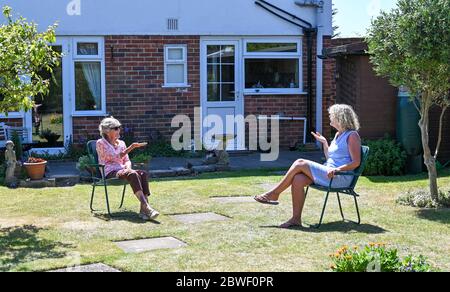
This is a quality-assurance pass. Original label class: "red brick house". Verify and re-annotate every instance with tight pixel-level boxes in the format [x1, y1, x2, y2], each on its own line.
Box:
[2, 0, 335, 154]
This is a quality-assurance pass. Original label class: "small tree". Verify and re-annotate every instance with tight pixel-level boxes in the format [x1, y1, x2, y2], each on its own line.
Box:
[0, 6, 60, 113]
[367, 0, 450, 203]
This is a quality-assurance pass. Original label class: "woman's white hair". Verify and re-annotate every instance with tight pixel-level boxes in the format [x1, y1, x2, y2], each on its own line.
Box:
[99, 117, 121, 138]
[328, 104, 360, 131]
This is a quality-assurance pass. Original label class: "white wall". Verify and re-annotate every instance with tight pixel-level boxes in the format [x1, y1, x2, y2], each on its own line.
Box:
[2, 0, 332, 36]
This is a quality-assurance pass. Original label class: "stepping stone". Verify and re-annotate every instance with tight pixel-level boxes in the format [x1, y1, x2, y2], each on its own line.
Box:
[50, 263, 120, 272]
[211, 196, 256, 203]
[170, 212, 229, 224]
[115, 237, 187, 254]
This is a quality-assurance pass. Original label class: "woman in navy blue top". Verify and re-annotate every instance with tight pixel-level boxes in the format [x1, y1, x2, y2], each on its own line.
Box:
[255, 104, 362, 228]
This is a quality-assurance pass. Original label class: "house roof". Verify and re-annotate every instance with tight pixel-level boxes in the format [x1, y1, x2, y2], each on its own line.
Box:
[322, 41, 368, 58]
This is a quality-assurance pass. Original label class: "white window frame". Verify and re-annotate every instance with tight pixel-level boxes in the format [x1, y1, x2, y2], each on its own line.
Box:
[71, 37, 106, 116]
[163, 44, 189, 88]
[73, 37, 104, 59]
[243, 38, 304, 95]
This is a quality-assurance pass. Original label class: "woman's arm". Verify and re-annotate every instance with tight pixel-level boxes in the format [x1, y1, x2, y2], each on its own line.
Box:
[311, 132, 330, 159]
[120, 142, 148, 157]
[327, 132, 361, 178]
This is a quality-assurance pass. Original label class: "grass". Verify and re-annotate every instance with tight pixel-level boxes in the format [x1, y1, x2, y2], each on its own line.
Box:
[0, 168, 449, 272]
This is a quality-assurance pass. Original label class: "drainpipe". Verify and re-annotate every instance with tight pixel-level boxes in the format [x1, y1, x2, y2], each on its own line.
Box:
[296, 0, 326, 143]
[305, 29, 315, 141]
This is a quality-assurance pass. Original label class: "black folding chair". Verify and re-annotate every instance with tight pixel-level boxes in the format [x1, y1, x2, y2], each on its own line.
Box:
[87, 140, 127, 217]
[305, 146, 370, 228]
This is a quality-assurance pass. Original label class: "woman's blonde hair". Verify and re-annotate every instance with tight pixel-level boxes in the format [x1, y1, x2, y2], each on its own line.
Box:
[99, 116, 121, 138]
[328, 104, 360, 131]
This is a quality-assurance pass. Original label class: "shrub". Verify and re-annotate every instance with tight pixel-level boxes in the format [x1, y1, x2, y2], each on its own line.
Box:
[131, 153, 152, 164]
[145, 139, 185, 158]
[397, 188, 450, 208]
[50, 114, 63, 125]
[76, 154, 96, 174]
[363, 135, 407, 176]
[330, 243, 436, 272]
[10, 131, 23, 161]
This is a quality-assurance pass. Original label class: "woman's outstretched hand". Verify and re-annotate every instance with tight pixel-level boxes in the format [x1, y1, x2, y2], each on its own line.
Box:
[121, 142, 148, 157]
[311, 132, 327, 145]
[131, 142, 148, 150]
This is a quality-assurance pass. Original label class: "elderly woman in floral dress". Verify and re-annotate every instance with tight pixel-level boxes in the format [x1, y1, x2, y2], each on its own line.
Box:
[96, 117, 159, 220]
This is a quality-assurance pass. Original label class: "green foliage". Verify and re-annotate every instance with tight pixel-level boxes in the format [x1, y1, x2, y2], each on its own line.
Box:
[397, 188, 450, 208]
[363, 136, 407, 176]
[367, 0, 450, 104]
[399, 255, 436, 272]
[144, 139, 185, 158]
[10, 131, 23, 161]
[330, 243, 436, 272]
[131, 152, 152, 164]
[49, 114, 63, 125]
[39, 128, 60, 144]
[76, 154, 96, 172]
[0, 6, 60, 114]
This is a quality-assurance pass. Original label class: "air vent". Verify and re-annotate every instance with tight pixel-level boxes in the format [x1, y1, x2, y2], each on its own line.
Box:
[167, 18, 179, 31]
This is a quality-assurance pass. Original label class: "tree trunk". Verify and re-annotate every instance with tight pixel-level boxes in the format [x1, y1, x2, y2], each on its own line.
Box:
[418, 102, 439, 202]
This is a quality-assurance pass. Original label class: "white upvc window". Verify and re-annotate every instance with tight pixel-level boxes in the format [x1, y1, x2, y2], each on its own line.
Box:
[71, 37, 106, 116]
[243, 38, 304, 95]
[163, 45, 189, 87]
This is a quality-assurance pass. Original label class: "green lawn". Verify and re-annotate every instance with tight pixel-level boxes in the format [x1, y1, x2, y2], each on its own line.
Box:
[0, 169, 449, 272]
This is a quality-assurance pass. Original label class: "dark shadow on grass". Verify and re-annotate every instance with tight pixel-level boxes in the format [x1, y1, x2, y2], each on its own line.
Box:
[260, 221, 387, 234]
[93, 211, 161, 225]
[0, 225, 73, 272]
[415, 208, 450, 224]
[366, 168, 450, 184]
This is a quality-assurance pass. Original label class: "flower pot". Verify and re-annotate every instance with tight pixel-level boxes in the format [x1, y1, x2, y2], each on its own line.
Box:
[23, 161, 47, 180]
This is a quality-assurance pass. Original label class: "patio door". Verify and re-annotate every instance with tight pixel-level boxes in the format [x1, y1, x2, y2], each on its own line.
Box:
[32, 38, 72, 151]
[201, 40, 244, 150]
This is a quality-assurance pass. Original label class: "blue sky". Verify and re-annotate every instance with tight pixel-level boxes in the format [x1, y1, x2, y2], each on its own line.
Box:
[333, 0, 399, 37]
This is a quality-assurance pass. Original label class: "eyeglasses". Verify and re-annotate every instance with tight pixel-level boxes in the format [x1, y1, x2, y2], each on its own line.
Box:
[111, 127, 121, 131]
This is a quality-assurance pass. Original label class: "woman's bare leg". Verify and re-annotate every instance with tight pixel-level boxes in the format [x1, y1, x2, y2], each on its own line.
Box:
[262, 160, 314, 201]
[280, 174, 313, 228]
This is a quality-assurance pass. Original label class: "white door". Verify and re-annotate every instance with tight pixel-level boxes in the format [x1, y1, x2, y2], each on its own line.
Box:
[201, 40, 244, 150]
[28, 38, 72, 152]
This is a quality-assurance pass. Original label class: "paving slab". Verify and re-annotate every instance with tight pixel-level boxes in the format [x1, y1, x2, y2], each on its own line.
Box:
[19, 178, 56, 188]
[170, 212, 229, 224]
[211, 196, 256, 203]
[170, 167, 192, 176]
[115, 237, 187, 253]
[149, 169, 177, 178]
[192, 165, 217, 173]
[50, 263, 120, 272]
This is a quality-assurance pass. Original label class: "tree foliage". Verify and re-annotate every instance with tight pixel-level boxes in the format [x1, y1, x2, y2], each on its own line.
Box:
[0, 6, 60, 114]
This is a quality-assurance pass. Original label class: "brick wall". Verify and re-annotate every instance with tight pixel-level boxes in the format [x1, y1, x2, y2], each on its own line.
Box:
[73, 35, 201, 144]
[72, 34, 335, 151]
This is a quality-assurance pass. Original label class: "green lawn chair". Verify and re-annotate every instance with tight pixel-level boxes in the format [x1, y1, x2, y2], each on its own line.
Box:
[87, 140, 127, 217]
[305, 146, 370, 228]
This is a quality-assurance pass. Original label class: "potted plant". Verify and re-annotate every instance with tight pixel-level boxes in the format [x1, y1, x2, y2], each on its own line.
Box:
[76, 154, 96, 176]
[23, 157, 47, 180]
[40, 129, 61, 146]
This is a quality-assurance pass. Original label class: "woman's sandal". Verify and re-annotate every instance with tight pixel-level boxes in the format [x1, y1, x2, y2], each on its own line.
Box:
[279, 220, 302, 229]
[254, 194, 280, 205]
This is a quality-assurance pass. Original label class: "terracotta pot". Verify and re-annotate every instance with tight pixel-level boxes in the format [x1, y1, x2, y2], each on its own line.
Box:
[23, 161, 47, 180]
